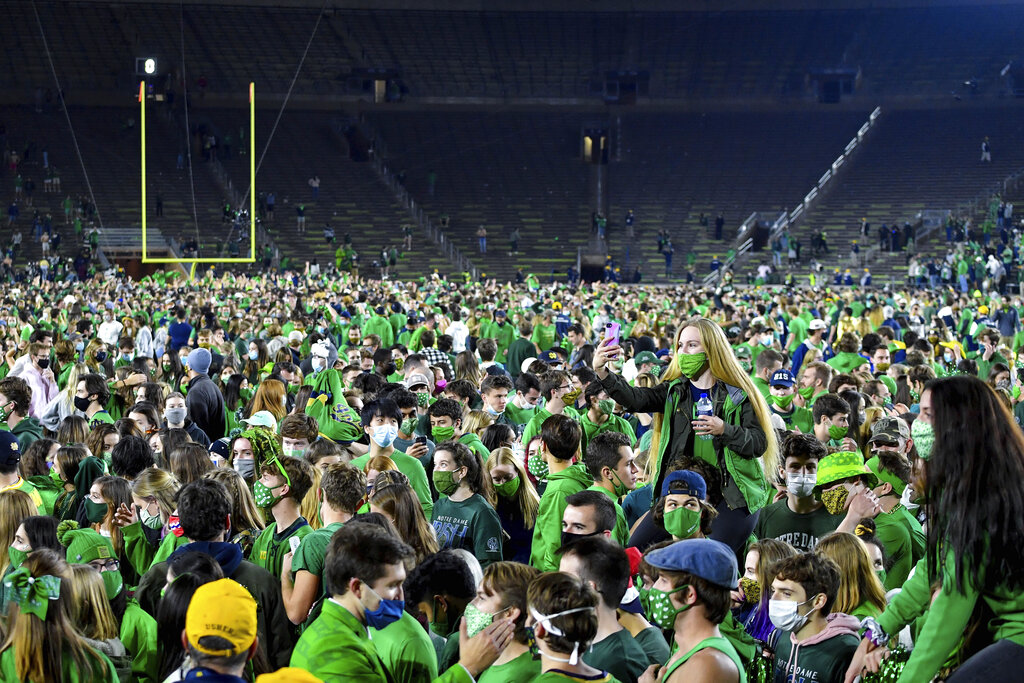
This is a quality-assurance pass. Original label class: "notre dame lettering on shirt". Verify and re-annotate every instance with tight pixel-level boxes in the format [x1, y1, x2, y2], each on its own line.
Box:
[429, 494, 504, 567]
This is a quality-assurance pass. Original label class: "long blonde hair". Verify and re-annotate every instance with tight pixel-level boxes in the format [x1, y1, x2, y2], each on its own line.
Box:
[486, 447, 540, 528]
[68, 564, 120, 640]
[1, 549, 110, 682]
[652, 318, 779, 480]
[816, 532, 887, 616]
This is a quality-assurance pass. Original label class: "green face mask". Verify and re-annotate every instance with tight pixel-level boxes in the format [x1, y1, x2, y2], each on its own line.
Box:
[664, 505, 701, 539]
[609, 471, 631, 498]
[7, 546, 27, 569]
[252, 481, 283, 508]
[875, 568, 887, 586]
[797, 385, 815, 400]
[527, 454, 549, 480]
[771, 393, 795, 410]
[827, 424, 848, 440]
[162, 363, 172, 373]
[648, 584, 691, 630]
[676, 352, 708, 379]
[432, 470, 460, 497]
[101, 569, 124, 600]
[49, 467, 62, 486]
[84, 499, 108, 524]
[596, 398, 615, 415]
[432, 426, 456, 443]
[493, 476, 521, 498]
[400, 417, 417, 436]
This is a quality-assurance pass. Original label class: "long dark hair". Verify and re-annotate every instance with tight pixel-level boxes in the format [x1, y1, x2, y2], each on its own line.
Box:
[928, 375, 1024, 592]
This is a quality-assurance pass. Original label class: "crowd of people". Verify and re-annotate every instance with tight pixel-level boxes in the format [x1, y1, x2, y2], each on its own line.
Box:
[0, 268, 1019, 683]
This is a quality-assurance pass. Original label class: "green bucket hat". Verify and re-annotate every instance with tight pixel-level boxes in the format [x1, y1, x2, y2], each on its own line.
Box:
[813, 451, 878, 497]
[865, 456, 907, 496]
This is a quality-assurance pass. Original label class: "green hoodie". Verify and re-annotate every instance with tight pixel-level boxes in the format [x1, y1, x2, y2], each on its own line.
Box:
[458, 432, 490, 463]
[11, 416, 43, 451]
[529, 463, 593, 571]
[826, 351, 869, 374]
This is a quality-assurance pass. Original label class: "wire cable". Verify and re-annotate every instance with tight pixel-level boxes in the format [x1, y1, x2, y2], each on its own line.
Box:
[30, 0, 103, 229]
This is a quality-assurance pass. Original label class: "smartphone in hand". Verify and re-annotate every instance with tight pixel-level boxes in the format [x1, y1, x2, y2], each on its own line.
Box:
[604, 322, 620, 347]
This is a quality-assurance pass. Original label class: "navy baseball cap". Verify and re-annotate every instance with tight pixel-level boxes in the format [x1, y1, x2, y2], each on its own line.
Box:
[0, 431, 20, 468]
[540, 350, 561, 364]
[661, 470, 707, 499]
[645, 539, 739, 590]
[770, 369, 795, 387]
[495, 310, 507, 318]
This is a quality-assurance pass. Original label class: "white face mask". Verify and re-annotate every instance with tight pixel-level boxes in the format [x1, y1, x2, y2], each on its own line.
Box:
[370, 424, 398, 449]
[528, 606, 595, 665]
[900, 483, 920, 511]
[768, 597, 816, 632]
[786, 472, 816, 499]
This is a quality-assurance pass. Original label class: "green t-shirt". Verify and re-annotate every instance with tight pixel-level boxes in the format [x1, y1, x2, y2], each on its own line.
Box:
[350, 450, 433, 518]
[251, 517, 312, 578]
[634, 626, 671, 667]
[502, 401, 537, 428]
[290, 521, 345, 600]
[584, 628, 648, 683]
[478, 650, 541, 683]
[89, 411, 115, 428]
[752, 499, 841, 552]
[580, 412, 636, 455]
[430, 494, 503, 568]
[371, 611, 438, 683]
[772, 406, 814, 434]
[0, 646, 117, 683]
[532, 671, 621, 683]
[874, 504, 925, 591]
[521, 405, 580, 451]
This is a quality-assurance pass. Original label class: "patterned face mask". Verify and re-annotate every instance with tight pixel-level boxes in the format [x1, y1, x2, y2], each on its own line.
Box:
[527, 454, 549, 480]
[820, 486, 850, 515]
[739, 577, 760, 604]
[647, 584, 691, 630]
[463, 602, 512, 638]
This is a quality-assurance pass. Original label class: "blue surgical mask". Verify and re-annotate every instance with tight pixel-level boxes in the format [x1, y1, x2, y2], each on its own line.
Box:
[248, 350, 259, 361]
[362, 582, 404, 629]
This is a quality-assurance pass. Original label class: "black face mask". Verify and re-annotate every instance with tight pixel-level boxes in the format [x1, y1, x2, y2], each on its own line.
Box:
[95, 351, 108, 363]
[74, 395, 92, 412]
[36, 358, 50, 369]
[560, 529, 601, 551]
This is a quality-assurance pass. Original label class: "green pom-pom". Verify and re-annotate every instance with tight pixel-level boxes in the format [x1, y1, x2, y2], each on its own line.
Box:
[56, 520, 80, 547]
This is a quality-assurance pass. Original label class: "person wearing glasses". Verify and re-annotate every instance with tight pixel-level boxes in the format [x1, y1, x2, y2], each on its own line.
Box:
[60, 522, 162, 682]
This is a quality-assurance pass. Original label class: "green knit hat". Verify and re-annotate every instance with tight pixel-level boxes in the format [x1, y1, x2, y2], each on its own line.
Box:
[865, 456, 907, 496]
[813, 451, 878, 497]
[58, 521, 116, 565]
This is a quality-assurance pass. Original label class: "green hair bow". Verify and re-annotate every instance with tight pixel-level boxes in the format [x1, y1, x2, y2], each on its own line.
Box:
[3, 567, 61, 620]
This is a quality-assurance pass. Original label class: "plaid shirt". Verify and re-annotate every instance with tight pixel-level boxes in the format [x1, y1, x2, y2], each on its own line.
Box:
[421, 346, 452, 376]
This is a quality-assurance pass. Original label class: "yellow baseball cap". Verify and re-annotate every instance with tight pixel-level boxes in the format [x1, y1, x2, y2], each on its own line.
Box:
[185, 579, 258, 657]
[257, 669, 324, 683]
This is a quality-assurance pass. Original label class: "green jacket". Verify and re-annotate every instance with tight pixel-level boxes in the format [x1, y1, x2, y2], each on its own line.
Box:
[878, 548, 1024, 682]
[122, 523, 188, 577]
[292, 600, 393, 681]
[529, 463, 594, 571]
[601, 372, 770, 512]
[121, 601, 159, 683]
[0, 648, 117, 682]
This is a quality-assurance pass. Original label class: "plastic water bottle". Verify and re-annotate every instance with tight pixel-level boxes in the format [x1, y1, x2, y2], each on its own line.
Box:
[696, 393, 714, 441]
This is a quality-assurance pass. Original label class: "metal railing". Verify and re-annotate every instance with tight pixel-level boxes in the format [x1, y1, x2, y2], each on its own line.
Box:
[772, 106, 881, 237]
